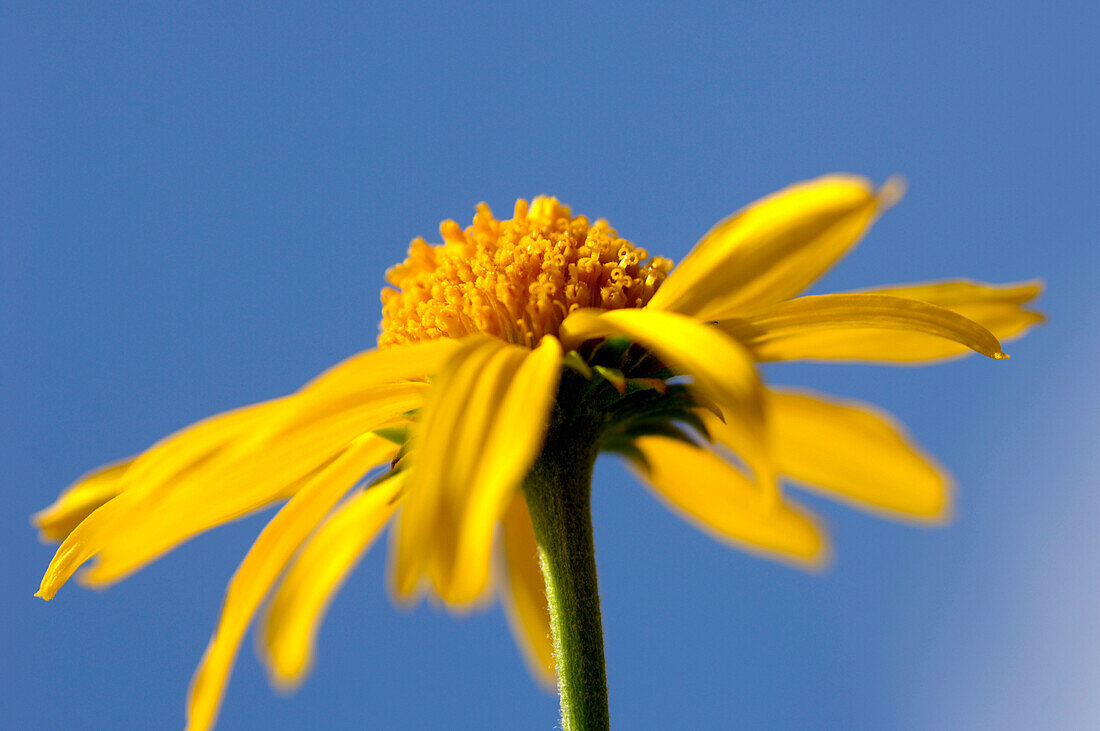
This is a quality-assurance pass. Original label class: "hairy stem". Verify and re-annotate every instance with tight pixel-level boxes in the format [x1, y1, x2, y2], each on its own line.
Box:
[522, 422, 609, 731]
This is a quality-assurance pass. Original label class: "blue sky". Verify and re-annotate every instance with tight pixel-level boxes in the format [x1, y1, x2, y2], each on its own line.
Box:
[3, 1, 1096, 728]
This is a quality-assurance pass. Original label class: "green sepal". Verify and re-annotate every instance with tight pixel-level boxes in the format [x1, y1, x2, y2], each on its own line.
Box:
[561, 350, 594, 379]
[601, 389, 712, 447]
[373, 426, 410, 445]
[599, 440, 651, 473]
[675, 409, 711, 441]
[607, 391, 701, 422]
[592, 366, 627, 394]
[589, 335, 634, 367]
[604, 420, 697, 447]
[623, 377, 667, 394]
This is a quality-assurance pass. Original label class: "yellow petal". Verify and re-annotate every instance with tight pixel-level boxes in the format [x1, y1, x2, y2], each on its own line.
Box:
[36, 399, 292, 601]
[263, 339, 459, 440]
[391, 336, 512, 599]
[39, 382, 416, 600]
[499, 493, 555, 687]
[301, 339, 460, 395]
[82, 386, 417, 587]
[766, 388, 951, 521]
[186, 434, 395, 731]
[39, 341, 451, 601]
[423, 342, 527, 600]
[648, 175, 899, 319]
[155, 342, 452, 491]
[630, 436, 828, 567]
[393, 334, 562, 607]
[716, 293, 1008, 362]
[259, 476, 403, 690]
[117, 399, 291, 510]
[33, 458, 135, 542]
[445, 335, 562, 605]
[777, 279, 1043, 363]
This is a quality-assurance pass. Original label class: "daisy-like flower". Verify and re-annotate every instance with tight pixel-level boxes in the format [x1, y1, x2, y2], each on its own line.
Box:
[35, 176, 1042, 731]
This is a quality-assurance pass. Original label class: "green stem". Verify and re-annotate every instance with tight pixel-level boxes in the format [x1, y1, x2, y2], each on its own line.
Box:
[522, 422, 609, 731]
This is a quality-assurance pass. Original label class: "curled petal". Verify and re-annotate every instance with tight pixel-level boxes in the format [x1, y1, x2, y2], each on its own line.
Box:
[394, 335, 561, 607]
[447, 336, 562, 605]
[33, 458, 134, 542]
[716, 293, 1008, 362]
[391, 336, 514, 600]
[423, 342, 528, 599]
[795, 279, 1044, 363]
[649, 175, 898, 318]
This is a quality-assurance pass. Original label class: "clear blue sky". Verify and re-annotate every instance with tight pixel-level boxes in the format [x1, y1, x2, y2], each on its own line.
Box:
[3, 2, 1096, 729]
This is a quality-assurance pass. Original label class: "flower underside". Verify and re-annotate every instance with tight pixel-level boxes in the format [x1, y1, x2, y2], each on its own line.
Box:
[386, 337, 713, 482]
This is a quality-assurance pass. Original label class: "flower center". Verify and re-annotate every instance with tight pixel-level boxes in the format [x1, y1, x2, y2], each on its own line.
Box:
[379, 197, 673, 348]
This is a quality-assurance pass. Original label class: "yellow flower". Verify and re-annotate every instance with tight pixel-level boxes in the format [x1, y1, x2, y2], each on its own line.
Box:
[35, 176, 1042, 730]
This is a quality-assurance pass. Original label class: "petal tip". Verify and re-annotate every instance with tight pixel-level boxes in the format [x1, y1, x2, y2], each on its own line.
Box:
[792, 534, 833, 574]
[36, 570, 62, 600]
[36, 574, 64, 600]
[905, 476, 955, 526]
[387, 571, 422, 608]
[264, 662, 308, 695]
[878, 175, 907, 210]
[926, 503, 955, 527]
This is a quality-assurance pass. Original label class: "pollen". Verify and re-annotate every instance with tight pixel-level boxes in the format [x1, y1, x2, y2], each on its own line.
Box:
[379, 197, 674, 348]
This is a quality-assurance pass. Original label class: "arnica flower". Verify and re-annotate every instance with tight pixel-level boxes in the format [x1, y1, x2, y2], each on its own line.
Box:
[35, 176, 1042, 731]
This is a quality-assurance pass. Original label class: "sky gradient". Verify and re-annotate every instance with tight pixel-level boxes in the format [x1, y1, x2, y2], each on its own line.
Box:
[3, 2, 1096, 729]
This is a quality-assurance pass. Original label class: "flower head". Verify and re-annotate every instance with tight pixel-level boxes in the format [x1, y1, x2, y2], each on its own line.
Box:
[380, 197, 672, 347]
[35, 175, 1042, 730]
